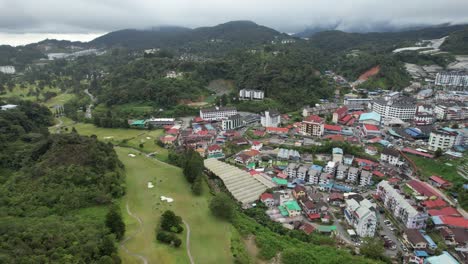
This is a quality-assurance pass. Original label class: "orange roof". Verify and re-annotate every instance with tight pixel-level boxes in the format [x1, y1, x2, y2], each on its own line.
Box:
[324, 124, 342, 131]
[422, 199, 447, 209]
[428, 207, 461, 217]
[439, 216, 468, 228]
[266, 127, 289, 133]
[364, 124, 379, 131]
[244, 149, 260, 157]
[304, 115, 323, 123]
[260, 193, 274, 201]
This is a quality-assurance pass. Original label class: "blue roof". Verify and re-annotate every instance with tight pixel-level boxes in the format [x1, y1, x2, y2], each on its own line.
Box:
[205, 124, 215, 130]
[310, 165, 323, 171]
[379, 140, 390, 146]
[333, 184, 353, 192]
[425, 251, 460, 264]
[423, 234, 437, 249]
[332, 147, 343, 155]
[415, 250, 429, 257]
[359, 112, 381, 122]
[431, 216, 443, 225]
[405, 128, 422, 137]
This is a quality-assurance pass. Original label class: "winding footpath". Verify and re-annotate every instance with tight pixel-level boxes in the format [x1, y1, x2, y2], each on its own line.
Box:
[120, 201, 149, 264]
[183, 220, 195, 264]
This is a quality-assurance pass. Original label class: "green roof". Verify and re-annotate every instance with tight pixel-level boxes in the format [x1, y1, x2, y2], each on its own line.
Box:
[279, 206, 289, 216]
[247, 162, 256, 169]
[272, 177, 288, 185]
[131, 120, 146, 126]
[316, 225, 337, 232]
[208, 153, 224, 159]
[284, 200, 301, 211]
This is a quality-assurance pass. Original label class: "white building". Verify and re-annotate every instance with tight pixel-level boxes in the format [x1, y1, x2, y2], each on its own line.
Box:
[332, 147, 343, 164]
[324, 161, 336, 175]
[428, 128, 459, 151]
[344, 98, 372, 110]
[347, 167, 359, 183]
[371, 97, 417, 121]
[221, 114, 243, 130]
[336, 165, 348, 181]
[0, 66, 15, 74]
[380, 148, 404, 167]
[0, 104, 18, 110]
[285, 163, 299, 178]
[145, 117, 175, 127]
[376, 181, 428, 229]
[359, 170, 372, 187]
[296, 165, 309, 181]
[435, 72, 468, 90]
[308, 168, 321, 184]
[319, 172, 333, 185]
[344, 199, 377, 237]
[434, 103, 467, 121]
[200, 106, 237, 121]
[239, 89, 265, 100]
[301, 115, 324, 137]
[261, 110, 281, 127]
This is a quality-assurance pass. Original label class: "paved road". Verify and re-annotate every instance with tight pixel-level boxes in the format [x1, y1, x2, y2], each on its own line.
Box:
[183, 220, 195, 264]
[84, 89, 96, 119]
[120, 202, 149, 264]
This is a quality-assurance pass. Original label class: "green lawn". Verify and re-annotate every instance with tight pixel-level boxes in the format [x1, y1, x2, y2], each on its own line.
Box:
[0, 84, 62, 102]
[407, 154, 466, 185]
[44, 93, 75, 107]
[56, 119, 169, 161]
[116, 147, 232, 264]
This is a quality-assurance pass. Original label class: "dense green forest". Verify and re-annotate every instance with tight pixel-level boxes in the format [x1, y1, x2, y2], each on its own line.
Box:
[441, 28, 468, 54]
[0, 45, 45, 70]
[0, 101, 125, 263]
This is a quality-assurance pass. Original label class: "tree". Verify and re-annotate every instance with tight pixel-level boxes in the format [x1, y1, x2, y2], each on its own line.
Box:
[191, 176, 203, 195]
[210, 193, 235, 221]
[360, 237, 386, 261]
[160, 210, 183, 233]
[105, 205, 125, 240]
[434, 148, 443, 158]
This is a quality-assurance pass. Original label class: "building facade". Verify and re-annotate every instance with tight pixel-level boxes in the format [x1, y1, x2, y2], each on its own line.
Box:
[301, 115, 324, 137]
[221, 114, 243, 130]
[435, 72, 468, 90]
[371, 97, 417, 121]
[239, 89, 265, 100]
[261, 110, 281, 127]
[376, 181, 428, 229]
[200, 106, 237, 121]
[428, 128, 459, 151]
[344, 199, 377, 237]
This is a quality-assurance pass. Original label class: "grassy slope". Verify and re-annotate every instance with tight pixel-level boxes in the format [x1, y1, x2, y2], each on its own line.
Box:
[406, 154, 466, 184]
[57, 119, 169, 161]
[116, 147, 232, 264]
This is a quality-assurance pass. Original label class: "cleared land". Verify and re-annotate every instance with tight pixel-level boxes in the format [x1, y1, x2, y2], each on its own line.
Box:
[407, 154, 466, 185]
[116, 147, 232, 264]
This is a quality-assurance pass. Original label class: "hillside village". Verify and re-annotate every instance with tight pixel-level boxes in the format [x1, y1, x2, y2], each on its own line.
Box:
[74, 69, 468, 264]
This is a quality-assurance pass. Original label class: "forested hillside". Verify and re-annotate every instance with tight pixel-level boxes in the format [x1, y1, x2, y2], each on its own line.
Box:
[0, 101, 125, 263]
[441, 28, 468, 54]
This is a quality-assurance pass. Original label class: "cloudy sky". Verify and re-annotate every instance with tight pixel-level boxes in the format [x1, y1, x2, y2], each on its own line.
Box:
[1, 0, 467, 45]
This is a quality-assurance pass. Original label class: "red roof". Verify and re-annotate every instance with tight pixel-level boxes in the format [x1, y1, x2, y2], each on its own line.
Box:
[300, 223, 316, 234]
[422, 199, 448, 209]
[266, 127, 289, 133]
[402, 148, 434, 159]
[160, 135, 176, 142]
[355, 158, 378, 167]
[388, 177, 401, 184]
[334, 106, 348, 116]
[367, 137, 383, 143]
[373, 171, 385, 178]
[428, 207, 461, 217]
[166, 129, 179, 135]
[252, 140, 261, 145]
[304, 115, 323, 123]
[329, 192, 344, 201]
[308, 213, 321, 220]
[193, 117, 204, 122]
[439, 216, 468, 228]
[260, 193, 274, 201]
[249, 170, 260, 176]
[253, 130, 266, 136]
[197, 130, 209, 135]
[244, 149, 260, 157]
[407, 180, 439, 198]
[340, 114, 352, 124]
[364, 124, 379, 131]
[323, 135, 345, 142]
[207, 144, 222, 151]
[277, 172, 287, 179]
[429, 175, 450, 185]
[324, 124, 342, 132]
[346, 118, 356, 126]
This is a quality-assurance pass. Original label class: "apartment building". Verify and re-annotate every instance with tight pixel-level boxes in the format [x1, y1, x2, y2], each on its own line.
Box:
[434, 103, 467, 121]
[296, 165, 309, 181]
[239, 89, 265, 100]
[376, 181, 428, 229]
[371, 97, 417, 121]
[359, 170, 372, 187]
[428, 128, 460, 151]
[285, 163, 299, 178]
[200, 106, 237, 121]
[381, 148, 404, 167]
[221, 114, 243, 130]
[344, 198, 377, 237]
[261, 110, 281, 127]
[308, 165, 323, 184]
[324, 161, 336, 175]
[435, 71, 468, 90]
[302, 103, 338, 117]
[336, 164, 349, 180]
[347, 167, 359, 183]
[301, 115, 324, 137]
[344, 98, 372, 110]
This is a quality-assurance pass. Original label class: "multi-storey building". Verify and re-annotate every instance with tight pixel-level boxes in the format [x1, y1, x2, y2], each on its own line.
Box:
[239, 89, 265, 100]
[319, 172, 333, 185]
[145, 117, 175, 127]
[296, 165, 309, 181]
[359, 170, 372, 187]
[344, 199, 377, 237]
[261, 110, 281, 127]
[381, 148, 404, 166]
[324, 161, 336, 175]
[371, 97, 417, 121]
[435, 71, 468, 90]
[200, 106, 237, 121]
[376, 181, 428, 229]
[302, 103, 338, 117]
[434, 103, 467, 121]
[308, 165, 323, 184]
[301, 115, 324, 137]
[0, 65, 15, 74]
[332, 106, 348, 123]
[428, 128, 460, 151]
[221, 114, 243, 130]
[347, 167, 359, 183]
[344, 98, 372, 110]
[336, 164, 348, 180]
[332, 147, 343, 164]
[285, 163, 299, 178]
